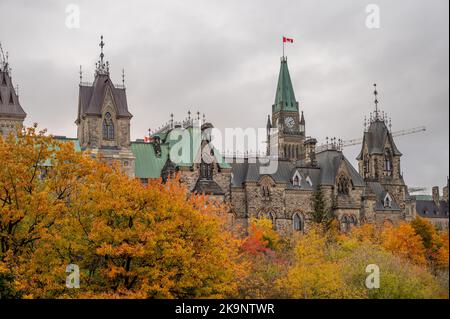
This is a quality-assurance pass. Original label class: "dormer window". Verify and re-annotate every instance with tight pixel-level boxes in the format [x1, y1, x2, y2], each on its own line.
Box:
[102, 112, 115, 140]
[306, 176, 313, 187]
[384, 193, 392, 208]
[292, 170, 302, 187]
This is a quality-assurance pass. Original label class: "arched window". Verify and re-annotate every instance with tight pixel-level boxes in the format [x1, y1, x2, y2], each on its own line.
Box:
[293, 213, 303, 232]
[268, 212, 276, 230]
[384, 148, 392, 175]
[340, 215, 356, 233]
[337, 175, 350, 195]
[102, 112, 114, 140]
[340, 215, 349, 233]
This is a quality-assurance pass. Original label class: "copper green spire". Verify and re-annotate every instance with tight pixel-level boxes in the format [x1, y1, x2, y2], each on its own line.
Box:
[273, 57, 298, 113]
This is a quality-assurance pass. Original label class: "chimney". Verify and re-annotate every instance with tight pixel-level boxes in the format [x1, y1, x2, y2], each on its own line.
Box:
[443, 177, 449, 202]
[432, 186, 440, 204]
[304, 138, 317, 167]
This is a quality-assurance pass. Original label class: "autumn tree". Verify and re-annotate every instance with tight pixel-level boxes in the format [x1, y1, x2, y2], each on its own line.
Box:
[411, 217, 449, 270]
[1, 126, 241, 299]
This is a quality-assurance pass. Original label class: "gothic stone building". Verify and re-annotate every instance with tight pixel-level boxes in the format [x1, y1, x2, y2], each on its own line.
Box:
[0, 57, 26, 138]
[1, 38, 448, 235]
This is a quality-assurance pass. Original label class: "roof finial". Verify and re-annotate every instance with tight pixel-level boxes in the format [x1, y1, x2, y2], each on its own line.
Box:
[95, 35, 109, 76]
[79, 65, 83, 84]
[100, 35, 105, 63]
[373, 83, 379, 120]
[122, 68, 125, 86]
[364, 116, 367, 131]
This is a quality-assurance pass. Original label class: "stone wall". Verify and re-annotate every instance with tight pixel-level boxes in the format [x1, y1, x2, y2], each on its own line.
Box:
[0, 117, 23, 138]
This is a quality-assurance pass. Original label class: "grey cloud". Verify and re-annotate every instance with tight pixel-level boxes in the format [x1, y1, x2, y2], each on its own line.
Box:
[0, 0, 448, 191]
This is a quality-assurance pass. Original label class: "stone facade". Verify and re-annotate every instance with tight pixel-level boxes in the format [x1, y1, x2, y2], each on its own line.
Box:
[75, 39, 135, 177]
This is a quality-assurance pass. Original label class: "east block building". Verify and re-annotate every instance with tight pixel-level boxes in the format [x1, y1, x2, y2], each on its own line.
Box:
[1, 38, 448, 234]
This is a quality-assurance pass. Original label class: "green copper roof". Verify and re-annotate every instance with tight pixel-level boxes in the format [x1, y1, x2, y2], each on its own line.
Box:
[132, 127, 231, 179]
[273, 57, 298, 113]
[42, 137, 81, 167]
[131, 142, 170, 179]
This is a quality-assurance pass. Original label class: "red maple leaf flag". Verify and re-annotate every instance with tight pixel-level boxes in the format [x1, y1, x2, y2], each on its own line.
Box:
[283, 37, 294, 43]
[144, 136, 153, 143]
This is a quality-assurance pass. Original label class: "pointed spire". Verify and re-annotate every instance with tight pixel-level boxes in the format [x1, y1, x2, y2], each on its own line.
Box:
[300, 111, 305, 124]
[273, 57, 298, 113]
[267, 115, 272, 129]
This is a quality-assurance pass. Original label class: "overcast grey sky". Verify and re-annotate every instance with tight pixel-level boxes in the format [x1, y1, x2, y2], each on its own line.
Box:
[0, 0, 448, 192]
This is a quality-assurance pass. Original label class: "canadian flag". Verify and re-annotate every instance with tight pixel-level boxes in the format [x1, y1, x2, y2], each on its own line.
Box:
[283, 37, 294, 43]
[144, 136, 153, 143]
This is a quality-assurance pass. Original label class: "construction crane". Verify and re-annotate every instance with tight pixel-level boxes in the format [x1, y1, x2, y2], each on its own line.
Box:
[408, 187, 427, 194]
[342, 125, 426, 148]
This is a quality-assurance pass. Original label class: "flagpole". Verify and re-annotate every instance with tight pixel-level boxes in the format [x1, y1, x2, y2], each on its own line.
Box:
[282, 36, 285, 58]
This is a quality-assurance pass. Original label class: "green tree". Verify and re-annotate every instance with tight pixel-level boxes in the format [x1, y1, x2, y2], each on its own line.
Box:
[309, 186, 334, 231]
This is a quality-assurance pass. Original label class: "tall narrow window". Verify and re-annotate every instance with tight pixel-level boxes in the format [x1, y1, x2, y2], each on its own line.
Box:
[268, 212, 276, 230]
[384, 148, 392, 175]
[364, 155, 370, 177]
[337, 175, 350, 195]
[200, 162, 213, 180]
[102, 112, 114, 140]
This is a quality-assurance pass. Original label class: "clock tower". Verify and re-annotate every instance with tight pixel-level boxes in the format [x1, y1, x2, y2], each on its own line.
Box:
[268, 57, 306, 161]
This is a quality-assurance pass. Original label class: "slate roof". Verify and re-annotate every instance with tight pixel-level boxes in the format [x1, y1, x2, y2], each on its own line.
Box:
[231, 150, 364, 189]
[77, 74, 132, 120]
[316, 150, 365, 187]
[193, 180, 225, 195]
[357, 120, 402, 160]
[365, 181, 401, 211]
[273, 57, 298, 113]
[0, 70, 26, 119]
[416, 200, 449, 219]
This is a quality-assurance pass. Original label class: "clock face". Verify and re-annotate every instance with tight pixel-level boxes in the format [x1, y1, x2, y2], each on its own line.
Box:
[285, 117, 295, 129]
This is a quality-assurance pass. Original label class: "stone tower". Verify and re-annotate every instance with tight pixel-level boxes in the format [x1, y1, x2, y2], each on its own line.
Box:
[269, 57, 305, 161]
[75, 36, 135, 177]
[0, 46, 26, 138]
[357, 84, 409, 212]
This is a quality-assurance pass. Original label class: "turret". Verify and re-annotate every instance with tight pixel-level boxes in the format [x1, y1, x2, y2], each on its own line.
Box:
[0, 44, 26, 138]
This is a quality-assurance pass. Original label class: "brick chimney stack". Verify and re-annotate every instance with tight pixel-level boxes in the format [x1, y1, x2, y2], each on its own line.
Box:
[304, 138, 317, 167]
[432, 186, 440, 204]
